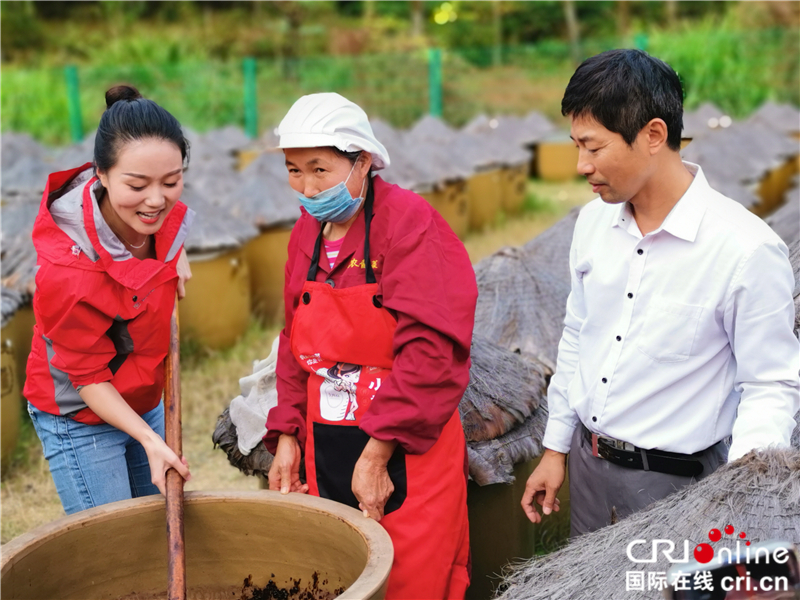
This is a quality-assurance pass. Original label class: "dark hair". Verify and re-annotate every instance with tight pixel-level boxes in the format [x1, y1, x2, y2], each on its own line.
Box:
[329, 147, 363, 165]
[94, 85, 190, 172]
[561, 49, 684, 151]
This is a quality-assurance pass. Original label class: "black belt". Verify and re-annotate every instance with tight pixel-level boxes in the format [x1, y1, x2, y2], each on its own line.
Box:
[581, 424, 706, 478]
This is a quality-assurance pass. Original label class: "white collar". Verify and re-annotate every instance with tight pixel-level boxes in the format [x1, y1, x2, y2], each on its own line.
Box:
[612, 161, 709, 243]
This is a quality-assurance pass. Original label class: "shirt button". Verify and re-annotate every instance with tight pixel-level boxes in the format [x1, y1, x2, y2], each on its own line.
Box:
[616, 335, 621, 341]
[637, 249, 643, 255]
[627, 293, 633, 299]
[325, 279, 335, 288]
[602, 377, 608, 383]
[592, 416, 597, 422]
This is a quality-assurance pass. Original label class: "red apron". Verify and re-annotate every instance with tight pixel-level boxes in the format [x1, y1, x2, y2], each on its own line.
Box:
[290, 185, 470, 600]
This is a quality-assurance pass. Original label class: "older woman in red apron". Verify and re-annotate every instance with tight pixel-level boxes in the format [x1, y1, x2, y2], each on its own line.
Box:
[264, 93, 477, 600]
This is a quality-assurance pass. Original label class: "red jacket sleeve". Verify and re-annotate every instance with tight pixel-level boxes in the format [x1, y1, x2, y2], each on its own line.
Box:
[359, 204, 478, 455]
[264, 222, 310, 453]
[34, 262, 117, 387]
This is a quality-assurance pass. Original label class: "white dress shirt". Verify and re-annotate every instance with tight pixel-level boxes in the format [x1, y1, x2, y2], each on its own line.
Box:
[542, 163, 800, 462]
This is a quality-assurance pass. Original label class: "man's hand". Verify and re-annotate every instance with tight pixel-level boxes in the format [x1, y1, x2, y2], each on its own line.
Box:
[268, 434, 308, 494]
[521, 449, 566, 523]
[176, 247, 192, 300]
[352, 438, 397, 521]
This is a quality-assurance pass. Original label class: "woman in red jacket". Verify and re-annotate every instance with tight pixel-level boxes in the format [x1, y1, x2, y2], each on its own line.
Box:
[24, 85, 193, 515]
[265, 93, 477, 600]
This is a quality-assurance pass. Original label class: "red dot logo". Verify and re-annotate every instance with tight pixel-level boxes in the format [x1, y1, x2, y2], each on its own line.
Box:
[739, 532, 747, 539]
[724, 525, 734, 535]
[694, 543, 715, 564]
[708, 529, 722, 542]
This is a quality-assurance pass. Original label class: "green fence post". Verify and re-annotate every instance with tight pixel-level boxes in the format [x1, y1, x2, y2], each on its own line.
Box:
[243, 57, 258, 139]
[64, 65, 83, 143]
[428, 48, 443, 118]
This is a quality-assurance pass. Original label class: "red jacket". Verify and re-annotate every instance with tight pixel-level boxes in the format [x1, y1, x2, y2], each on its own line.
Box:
[24, 164, 194, 424]
[265, 176, 478, 455]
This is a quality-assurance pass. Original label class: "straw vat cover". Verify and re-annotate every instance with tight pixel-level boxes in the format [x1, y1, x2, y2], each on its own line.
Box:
[682, 102, 724, 140]
[182, 127, 243, 204]
[791, 240, 800, 338]
[497, 449, 800, 600]
[1, 285, 25, 328]
[522, 111, 559, 141]
[1, 200, 39, 298]
[181, 184, 259, 253]
[459, 129, 531, 169]
[765, 180, 800, 246]
[409, 114, 460, 144]
[200, 125, 250, 155]
[683, 122, 797, 188]
[1, 133, 48, 171]
[468, 401, 550, 486]
[460, 336, 549, 444]
[259, 125, 281, 151]
[51, 142, 94, 173]
[748, 101, 800, 136]
[1, 155, 54, 197]
[405, 116, 474, 182]
[370, 123, 442, 192]
[465, 112, 557, 149]
[463, 114, 492, 134]
[233, 152, 302, 228]
[473, 208, 579, 366]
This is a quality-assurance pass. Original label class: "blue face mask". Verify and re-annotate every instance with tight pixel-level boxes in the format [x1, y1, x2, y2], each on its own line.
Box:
[295, 161, 365, 223]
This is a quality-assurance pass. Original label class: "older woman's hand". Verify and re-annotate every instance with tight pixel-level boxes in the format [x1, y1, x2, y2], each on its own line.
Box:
[352, 438, 398, 521]
[268, 434, 309, 494]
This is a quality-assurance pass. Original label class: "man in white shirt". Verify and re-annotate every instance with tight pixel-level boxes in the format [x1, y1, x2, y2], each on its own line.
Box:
[521, 49, 800, 536]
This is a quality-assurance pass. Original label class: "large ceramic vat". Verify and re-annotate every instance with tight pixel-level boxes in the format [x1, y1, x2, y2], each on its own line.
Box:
[534, 134, 580, 182]
[467, 169, 504, 232]
[244, 227, 293, 324]
[466, 459, 571, 600]
[756, 156, 799, 217]
[2, 305, 36, 391]
[1, 490, 393, 600]
[1, 336, 21, 473]
[500, 164, 529, 215]
[421, 180, 470, 239]
[179, 248, 252, 350]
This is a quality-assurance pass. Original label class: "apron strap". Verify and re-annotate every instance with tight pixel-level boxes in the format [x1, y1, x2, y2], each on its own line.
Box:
[307, 176, 376, 284]
[363, 177, 376, 285]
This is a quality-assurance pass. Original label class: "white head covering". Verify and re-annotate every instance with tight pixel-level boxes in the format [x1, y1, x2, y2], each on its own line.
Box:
[278, 93, 391, 171]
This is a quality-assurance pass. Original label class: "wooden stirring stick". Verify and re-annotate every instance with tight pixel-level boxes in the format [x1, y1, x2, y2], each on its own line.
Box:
[164, 299, 186, 600]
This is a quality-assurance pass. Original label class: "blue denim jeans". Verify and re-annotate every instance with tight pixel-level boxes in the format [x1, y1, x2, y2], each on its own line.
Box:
[27, 401, 164, 515]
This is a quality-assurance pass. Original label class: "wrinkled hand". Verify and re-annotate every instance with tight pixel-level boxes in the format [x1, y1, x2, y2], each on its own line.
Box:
[176, 247, 192, 300]
[268, 434, 309, 494]
[142, 432, 191, 496]
[352, 438, 397, 521]
[521, 449, 565, 524]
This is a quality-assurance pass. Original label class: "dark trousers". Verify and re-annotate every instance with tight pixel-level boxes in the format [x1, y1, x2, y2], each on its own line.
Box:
[567, 425, 728, 537]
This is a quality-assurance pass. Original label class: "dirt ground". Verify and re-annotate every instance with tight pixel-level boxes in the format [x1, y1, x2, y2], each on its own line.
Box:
[0, 178, 594, 545]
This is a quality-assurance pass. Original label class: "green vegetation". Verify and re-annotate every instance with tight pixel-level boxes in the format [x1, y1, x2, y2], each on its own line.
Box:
[649, 16, 800, 116]
[522, 191, 561, 216]
[1, 1, 797, 146]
